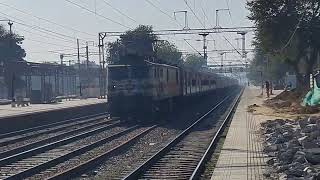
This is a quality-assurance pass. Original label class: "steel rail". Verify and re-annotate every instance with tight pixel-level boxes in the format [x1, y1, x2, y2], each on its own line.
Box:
[46, 125, 158, 180]
[4, 125, 140, 180]
[0, 118, 118, 159]
[189, 88, 244, 179]
[0, 121, 122, 167]
[122, 92, 235, 180]
[0, 112, 110, 144]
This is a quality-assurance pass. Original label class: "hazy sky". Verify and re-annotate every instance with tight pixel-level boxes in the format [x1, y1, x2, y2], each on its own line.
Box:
[0, 0, 254, 65]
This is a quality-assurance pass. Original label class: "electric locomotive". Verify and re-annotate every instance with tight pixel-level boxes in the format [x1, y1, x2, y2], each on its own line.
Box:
[107, 61, 237, 120]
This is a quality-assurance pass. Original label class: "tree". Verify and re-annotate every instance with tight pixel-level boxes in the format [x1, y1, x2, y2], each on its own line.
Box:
[247, 0, 320, 90]
[247, 49, 292, 86]
[155, 40, 183, 66]
[0, 25, 26, 62]
[184, 54, 206, 70]
[107, 25, 183, 67]
[107, 25, 157, 65]
[0, 25, 26, 98]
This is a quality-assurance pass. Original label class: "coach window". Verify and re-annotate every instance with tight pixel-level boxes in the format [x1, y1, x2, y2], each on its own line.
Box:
[160, 68, 163, 78]
[176, 70, 179, 84]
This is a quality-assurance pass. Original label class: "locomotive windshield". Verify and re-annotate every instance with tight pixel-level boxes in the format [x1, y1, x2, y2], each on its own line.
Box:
[131, 66, 148, 79]
[109, 66, 149, 80]
[108, 66, 129, 80]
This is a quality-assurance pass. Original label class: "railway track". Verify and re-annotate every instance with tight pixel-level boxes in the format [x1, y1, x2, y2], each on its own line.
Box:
[35, 125, 157, 180]
[123, 89, 243, 180]
[0, 112, 135, 179]
[0, 111, 158, 180]
[0, 113, 117, 159]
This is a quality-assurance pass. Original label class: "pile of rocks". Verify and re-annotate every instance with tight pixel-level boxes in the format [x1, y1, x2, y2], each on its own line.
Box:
[261, 117, 320, 179]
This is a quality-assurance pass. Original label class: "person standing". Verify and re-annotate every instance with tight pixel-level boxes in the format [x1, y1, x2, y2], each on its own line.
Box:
[265, 81, 270, 98]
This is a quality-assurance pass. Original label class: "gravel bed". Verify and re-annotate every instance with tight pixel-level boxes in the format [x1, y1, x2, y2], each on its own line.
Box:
[261, 118, 320, 179]
[0, 125, 128, 176]
[78, 91, 238, 179]
[26, 126, 148, 180]
[0, 117, 107, 143]
[0, 118, 110, 153]
[80, 126, 181, 179]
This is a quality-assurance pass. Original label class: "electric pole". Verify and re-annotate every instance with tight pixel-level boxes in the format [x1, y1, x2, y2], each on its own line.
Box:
[60, 54, 64, 95]
[86, 42, 89, 69]
[220, 52, 225, 73]
[237, 31, 248, 59]
[8, 20, 13, 34]
[174, 10, 189, 30]
[8, 21, 15, 102]
[77, 39, 82, 97]
[199, 32, 209, 66]
[215, 9, 229, 28]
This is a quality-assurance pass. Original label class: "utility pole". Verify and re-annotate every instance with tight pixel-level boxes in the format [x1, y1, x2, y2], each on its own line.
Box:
[199, 32, 209, 66]
[86, 42, 89, 69]
[98, 33, 107, 99]
[77, 39, 80, 68]
[77, 39, 82, 97]
[8, 21, 15, 102]
[174, 11, 189, 30]
[235, 38, 242, 50]
[220, 52, 225, 73]
[60, 54, 64, 95]
[237, 31, 248, 60]
[215, 9, 229, 28]
[8, 20, 13, 34]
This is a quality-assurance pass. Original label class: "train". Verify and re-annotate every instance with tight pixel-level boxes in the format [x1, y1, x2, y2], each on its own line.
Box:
[107, 61, 238, 120]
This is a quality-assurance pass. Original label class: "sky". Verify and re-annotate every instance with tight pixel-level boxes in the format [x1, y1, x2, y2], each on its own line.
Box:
[0, 0, 254, 65]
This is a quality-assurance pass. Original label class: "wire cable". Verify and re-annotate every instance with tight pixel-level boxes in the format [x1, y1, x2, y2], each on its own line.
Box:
[184, 0, 205, 27]
[0, 2, 96, 38]
[0, 11, 82, 43]
[65, 0, 132, 29]
[100, 0, 139, 24]
[144, 0, 183, 27]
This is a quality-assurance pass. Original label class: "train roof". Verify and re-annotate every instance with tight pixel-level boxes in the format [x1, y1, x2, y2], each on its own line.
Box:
[107, 61, 179, 69]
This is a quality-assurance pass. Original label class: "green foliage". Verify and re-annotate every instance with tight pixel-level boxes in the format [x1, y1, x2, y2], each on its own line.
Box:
[155, 40, 182, 66]
[107, 25, 157, 65]
[247, 49, 291, 85]
[0, 25, 26, 62]
[107, 25, 183, 66]
[247, 0, 320, 89]
[0, 25, 26, 94]
[184, 54, 206, 70]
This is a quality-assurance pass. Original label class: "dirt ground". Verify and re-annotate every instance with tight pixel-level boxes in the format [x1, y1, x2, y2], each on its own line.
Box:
[247, 89, 320, 120]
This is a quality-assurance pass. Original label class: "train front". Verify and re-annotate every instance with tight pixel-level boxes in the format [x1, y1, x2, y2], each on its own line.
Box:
[107, 64, 153, 120]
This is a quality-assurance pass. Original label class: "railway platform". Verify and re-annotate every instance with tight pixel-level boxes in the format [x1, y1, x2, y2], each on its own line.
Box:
[0, 98, 107, 119]
[211, 87, 281, 180]
[0, 98, 108, 133]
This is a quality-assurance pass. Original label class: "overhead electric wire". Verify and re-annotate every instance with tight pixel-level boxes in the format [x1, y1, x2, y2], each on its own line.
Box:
[225, 0, 233, 24]
[183, 0, 221, 65]
[144, 0, 183, 27]
[27, 39, 76, 48]
[0, 2, 96, 38]
[100, 0, 139, 24]
[184, 0, 244, 65]
[16, 26, 78, 46]
[183, 0, 205, 27]
[143, 0, 205, 62]
[64, 0, 132, 29]
[0, 11, 83, 43]
[184, 39, 202, 56]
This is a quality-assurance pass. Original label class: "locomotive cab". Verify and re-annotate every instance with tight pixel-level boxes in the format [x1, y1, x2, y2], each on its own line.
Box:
[108, 64, 153, 120]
